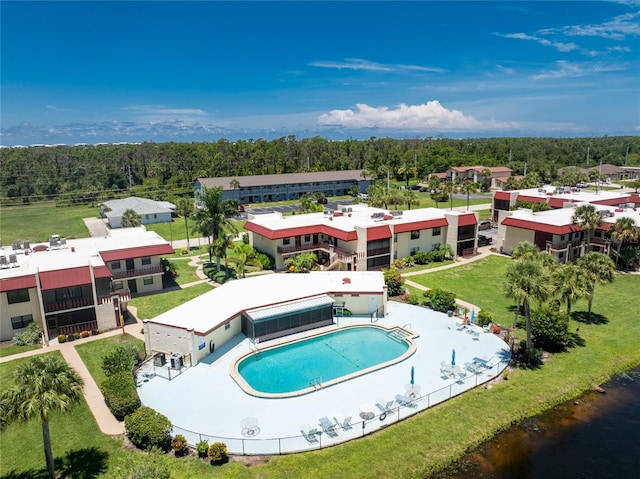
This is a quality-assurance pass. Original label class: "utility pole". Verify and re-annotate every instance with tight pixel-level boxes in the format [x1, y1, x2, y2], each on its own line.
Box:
[524, 162, 527, 177]
[586, 146, 590, 167]
[625, 147, 629, 165]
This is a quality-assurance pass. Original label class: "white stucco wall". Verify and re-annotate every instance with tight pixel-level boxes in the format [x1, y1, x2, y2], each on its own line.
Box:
[0, 288, 43, 341]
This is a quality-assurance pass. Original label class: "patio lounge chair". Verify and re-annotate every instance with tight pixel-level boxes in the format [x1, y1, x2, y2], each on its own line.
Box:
[319, 417, 338, 437]
[440, 361, 453, 379]
[452, 365, 467, 382]
[394, 393, 416, 407]
[300, 424, 319, 444]
[482, 322, 493, 333]
[375, 400, 395, 415]
[334, 413, 352, 430]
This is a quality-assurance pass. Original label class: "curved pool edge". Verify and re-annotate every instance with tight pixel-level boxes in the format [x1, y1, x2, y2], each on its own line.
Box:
[229, 324, 418, 399]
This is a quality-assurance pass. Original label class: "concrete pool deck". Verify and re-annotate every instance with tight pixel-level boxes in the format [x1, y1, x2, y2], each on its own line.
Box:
[137, 301, 511, 455]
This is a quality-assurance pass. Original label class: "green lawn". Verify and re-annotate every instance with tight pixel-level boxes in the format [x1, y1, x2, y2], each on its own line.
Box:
[0, 203, 96, 243]
[397, 259, 455, 273]
[145, 219, 247, 242]
[0, 342, 41, 358]
[75, 334, 145, 387]
[166, 256, 202, 285]
[128, 283, 214, 319]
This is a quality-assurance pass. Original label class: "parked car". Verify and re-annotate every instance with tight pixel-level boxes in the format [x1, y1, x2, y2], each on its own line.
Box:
[419, 187, 428, 192]
[410, 185, 421, 190]
[477, 234, 492, 247]
[478, 219, 492, 230]
[576, 181, 587, 188]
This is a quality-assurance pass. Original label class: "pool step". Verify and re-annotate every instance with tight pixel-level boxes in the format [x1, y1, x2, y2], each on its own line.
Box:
[309, 377, 323, 390]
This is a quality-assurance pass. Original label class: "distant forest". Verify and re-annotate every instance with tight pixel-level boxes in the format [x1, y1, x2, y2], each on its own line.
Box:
[1, 136, 639, 207]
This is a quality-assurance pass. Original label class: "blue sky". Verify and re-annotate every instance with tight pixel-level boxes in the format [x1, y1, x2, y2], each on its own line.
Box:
[1, 1, 639, 146]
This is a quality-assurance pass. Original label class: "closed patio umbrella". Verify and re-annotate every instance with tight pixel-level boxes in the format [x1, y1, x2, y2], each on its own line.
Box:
[451, 348, 456, 366]
[410, 365, 415, 385]
[471, 309, 475, 323]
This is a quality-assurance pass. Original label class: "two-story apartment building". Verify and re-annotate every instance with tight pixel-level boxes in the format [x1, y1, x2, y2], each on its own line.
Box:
[244, 204, 479, 271]
[194, 170, 373, 205]
[0, 228, 173, 344]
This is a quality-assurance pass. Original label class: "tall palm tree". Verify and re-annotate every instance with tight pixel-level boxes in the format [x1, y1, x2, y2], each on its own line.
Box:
[175, 197, 194, 250]
[459, 180, 479, 211]
[553, 263, 587, 316]
[195, 186, 239, 267]
[402, 188, 418, 210]
[233, 243, 261, 278]
[504, 257, 552, 363]
[572, 204, 603, 253]
[0, 355, 84, 479]
[443, 180, 459, 211]
[577, 252, 616, 323]
[609, 216, 639, 268]
[507, 241, 542, 327]
[212, 233, 234, 275]
[428, 176, 442, 208]
[121, 208, 142, 228]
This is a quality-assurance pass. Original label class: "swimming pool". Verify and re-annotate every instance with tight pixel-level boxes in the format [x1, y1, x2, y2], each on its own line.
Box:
[231, 325, 417, 398]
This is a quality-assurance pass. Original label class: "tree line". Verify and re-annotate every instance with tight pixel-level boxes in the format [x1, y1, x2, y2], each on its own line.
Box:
[1, 136, 638, 207]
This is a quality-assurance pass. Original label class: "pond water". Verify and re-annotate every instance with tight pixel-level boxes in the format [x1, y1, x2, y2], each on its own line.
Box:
[446, 367, 640, 479]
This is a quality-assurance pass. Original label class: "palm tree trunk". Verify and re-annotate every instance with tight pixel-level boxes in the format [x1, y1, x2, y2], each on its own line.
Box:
[42, 417, 56, 479]
[512, 299, 520, 328]
[587, 293, 594, 323]
[567, 298, 572, 316]
[524, 300, 532, 364]
[184, 217, 190, 250]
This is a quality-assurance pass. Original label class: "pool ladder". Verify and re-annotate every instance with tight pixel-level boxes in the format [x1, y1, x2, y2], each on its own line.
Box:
[309, 377, 323, 390]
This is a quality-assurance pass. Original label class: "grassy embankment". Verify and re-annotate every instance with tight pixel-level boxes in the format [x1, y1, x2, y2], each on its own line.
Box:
[2, 255, 638, 478]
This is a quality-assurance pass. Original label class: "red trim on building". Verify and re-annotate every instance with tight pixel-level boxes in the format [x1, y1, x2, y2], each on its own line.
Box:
[494, 191, 511, 201]
[93, 265, 112, 279]
[100, 244, 174, 262]
[244, 222, 358, 242]
[394, 218, 448, 233]
[516, 195, 547, 203]
[457, 214, 477, 227]
[548, 197, 576, 208]
[40, 266, 92, 290]
[590, 196, 633, 207]
[367, 225, 392, 241]
[0, 274, 37, 292]
[502, 217, 581, 235]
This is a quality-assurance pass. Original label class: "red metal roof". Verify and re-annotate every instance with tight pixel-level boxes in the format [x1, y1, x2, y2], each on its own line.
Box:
[494, 191, 511, 201]
[548, 197, 576, 209]
[93, 265, 112, 279]
[457, 214, 477, 227]
[516, 195, 547, 204]
[394, 218, 448, 233]
[99, 244, 174, 262]
[244, 221, 358, 241]
[502, 217, 582, 235]
[0, 274, 38, 292]
[367, 225, 392, 241]
[40, 266, 92, 290]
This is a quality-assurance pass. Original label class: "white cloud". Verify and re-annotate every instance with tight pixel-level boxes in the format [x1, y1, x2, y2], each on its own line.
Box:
[554, 11, 640, 40]
[124, 105, 208, 124]
[532, 60, 627, 80]
[309, 58, 444, 73]
[317, 101, 515, 130]
[496, 32, 578, 52]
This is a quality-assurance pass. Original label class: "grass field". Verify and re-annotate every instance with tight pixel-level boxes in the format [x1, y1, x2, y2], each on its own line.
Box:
[128, 282, 215, 319]
[0, 342, 41, 358]
[2, 257, 639, 478]
[0, 203, 95, 243]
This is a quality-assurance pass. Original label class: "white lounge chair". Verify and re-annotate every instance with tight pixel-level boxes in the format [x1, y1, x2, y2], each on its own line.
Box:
[483, 322, 493, 333]
[375, 399, 395, 415]
[440, 361, 453, 378]
[334, 413, 352, 430]
[394, 393, 416, 407]
[319, 417, 338, 437]
[300, 424, 319, 444]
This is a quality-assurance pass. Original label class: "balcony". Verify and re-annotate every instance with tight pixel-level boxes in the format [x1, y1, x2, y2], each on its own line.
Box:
[97, 291, 131, 305]
[111, 265, 163, 280]
[367, 247, 390, 257]
[44, 296, 94, 313]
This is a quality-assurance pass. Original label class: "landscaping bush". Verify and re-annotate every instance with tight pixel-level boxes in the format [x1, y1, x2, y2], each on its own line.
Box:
[11, 322, 42, 346]
[124, 406, 172, 451]
[80, 330, 90, 338]
[256, 252, 274, 270]
[476, 309, 494, 327]
[102, 343, 140, 377]
[72, 332, 81, 340]
[112, 450, 170, 479]
[422, 288, 456, 313]
[171, 434, 189, 457]
[383, 267, 405, 297]
[66, 334, 75, 342]
[207, 442, 228, 465]
[406, 293, 421, 305]
[531, 304, 571, 352]
[195, 439, 209, 459]
[412, 251, 430, 265]
[57, 334, 67, 344]
[101, 372, 141, 420]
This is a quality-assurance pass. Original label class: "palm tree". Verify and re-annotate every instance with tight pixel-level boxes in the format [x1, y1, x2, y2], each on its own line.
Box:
[481, 167, 492, 192]
[577, 252, 616, 323]
[121, 208, 142, 228]
[0, 356, 84, 479]
[553, 263, 587, 316]
[609, 216, 639, 268]
[175, 197, 194, 250]
[233, 243, 261, 278]
[195, 186, 239, 267]
[229, 178, 240, 191]
[503, 257, 552, 363]
[459, 180, 479, 211]
[402, 189, 418, 210]
[397, 163, 417, 188]
[212, 233, 234, 275]
[443, 180, 459, 210]
[428, 176, 442, 208]
[572, 204, 603, 253]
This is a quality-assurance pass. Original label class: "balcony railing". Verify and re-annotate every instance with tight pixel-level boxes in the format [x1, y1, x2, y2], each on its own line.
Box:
[367, 247, 390, 257]
[112, 265, 163, 279]
[98, 291, 131, 305]
[44, 296, 94, 313]
[277, 242, 356, 259]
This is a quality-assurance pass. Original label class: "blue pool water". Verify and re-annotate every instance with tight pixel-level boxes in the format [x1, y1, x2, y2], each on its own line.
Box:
[237, 326, 410, 394]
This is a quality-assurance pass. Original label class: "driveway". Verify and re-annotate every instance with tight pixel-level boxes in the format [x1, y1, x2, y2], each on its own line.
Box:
[83, 217, 108, 237]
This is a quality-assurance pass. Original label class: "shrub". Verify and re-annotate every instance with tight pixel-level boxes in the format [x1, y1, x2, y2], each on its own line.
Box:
[392, 259, 404, 269]
[531, 304, 571, 352]
[256, 252, 274, 270]
[80, 330, 90, 338]
[124, 406, 172, 451]
[112, 450, 170, 479]
[207, 442, 228, 465]
[195, 439, 209, 459]
[66, 334, 75, 342]
[11, 323, 42, 346]
[102, 343, 141, 377]
[423, 288, 456, 313]
[476, 309, 494, 327]
[406, 293, 421, 305]
[180, 247, 189, 255]
[412, 251, 430, 265]
[72, 332, 81, 340]
[171, 434, 189, 457]
[91, 329, 99, 336]
[383, 267, 405, 297]
[58, 334, 67, 344]
[101, 372, 141, 420]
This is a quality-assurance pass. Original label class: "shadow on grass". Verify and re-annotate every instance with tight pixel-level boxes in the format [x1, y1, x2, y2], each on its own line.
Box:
[202, 263, 237, 284]
[571, 311, 609, 325]
[1, 447, 108, 479]
[568, 332, 586, 348]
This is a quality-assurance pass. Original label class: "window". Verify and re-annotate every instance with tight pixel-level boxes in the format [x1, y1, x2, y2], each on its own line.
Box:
[141, 256, 151, 265]
[11, 314, 33, 329]
[283, 238, 291, 246]
[55, 286, 83, 302]
[560, 235, 566, 241]
[393, 251, 397, 260]
[304, 235, 311, 242]
[7, 289, 30, 304]
[225, 322, 231, 330]
[153, 214, 157, 219]
[111, 261, 121, 270]
[112, 281, 123, 290]
[432, 227, 441, 236]
[410, 230, 420, 240]
[143, 277, 154, 286]
[351, 294, 360, 297]
[410, 247, 419, 255]
[394, 234, 398, 243]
